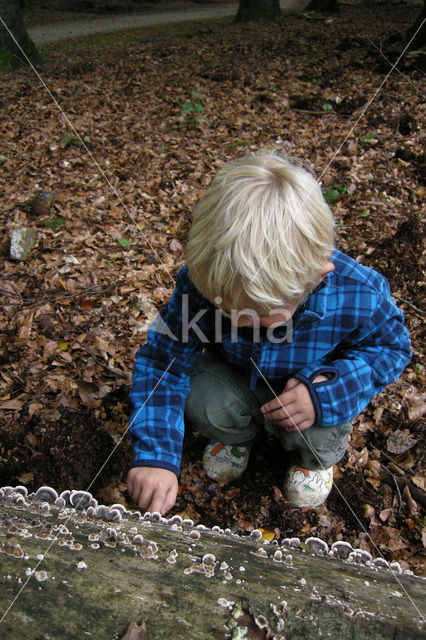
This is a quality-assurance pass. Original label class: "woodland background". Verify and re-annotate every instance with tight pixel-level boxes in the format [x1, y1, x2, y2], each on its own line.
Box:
[0, 0, 425, 574]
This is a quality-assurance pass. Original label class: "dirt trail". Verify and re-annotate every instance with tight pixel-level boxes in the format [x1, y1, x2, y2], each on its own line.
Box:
[27, 1, 309, 45]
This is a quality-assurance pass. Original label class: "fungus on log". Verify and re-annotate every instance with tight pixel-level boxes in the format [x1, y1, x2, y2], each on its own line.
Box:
[0, 486, 425, 640]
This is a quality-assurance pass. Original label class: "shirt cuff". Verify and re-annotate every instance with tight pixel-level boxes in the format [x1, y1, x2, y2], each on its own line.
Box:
[293, 366, 339, 426]
[130, 458, 179, 478]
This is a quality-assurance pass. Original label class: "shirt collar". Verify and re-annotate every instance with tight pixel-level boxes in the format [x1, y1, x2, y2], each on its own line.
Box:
[293, 277, 329, 327]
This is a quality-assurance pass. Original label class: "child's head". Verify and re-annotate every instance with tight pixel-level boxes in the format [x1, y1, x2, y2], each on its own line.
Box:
[186, 149, 335, 312]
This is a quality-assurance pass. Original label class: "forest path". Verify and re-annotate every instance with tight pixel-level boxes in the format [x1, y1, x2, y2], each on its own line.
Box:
[27, 0, 309, 45]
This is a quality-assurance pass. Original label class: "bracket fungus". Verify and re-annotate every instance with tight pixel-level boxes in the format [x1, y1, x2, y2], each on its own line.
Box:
[70, 491, 96, 510]
[35, 487, 58, 504]
[330, 540, 353, 560]
[305, 537, 329, 556]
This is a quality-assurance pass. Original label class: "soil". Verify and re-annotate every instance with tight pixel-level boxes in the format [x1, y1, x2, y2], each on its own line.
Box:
[1, 0, 425, 574]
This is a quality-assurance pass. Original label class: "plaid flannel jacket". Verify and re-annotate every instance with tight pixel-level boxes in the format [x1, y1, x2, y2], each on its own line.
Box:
[129, 249, 411, 476]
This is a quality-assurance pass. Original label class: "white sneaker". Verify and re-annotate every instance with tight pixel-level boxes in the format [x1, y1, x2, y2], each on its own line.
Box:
[283, 464, 333, 507]
[202, 440, 251, 482]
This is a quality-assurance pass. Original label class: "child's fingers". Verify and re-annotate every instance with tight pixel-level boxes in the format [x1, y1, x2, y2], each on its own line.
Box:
[162, 485, 178, 515]
[283, 377, 300, 391]
[137, 484, 154, 511]
[127, 477, 141, 505]
[261, 379, 302, 414]
[147, 483, 168, 514]
[262, 395, 297, 419]
[262, 394, 296, 415]
[275, 412, 304, 428]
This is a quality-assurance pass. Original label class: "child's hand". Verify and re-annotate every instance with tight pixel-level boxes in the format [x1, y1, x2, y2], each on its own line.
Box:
[261, 375, 328, 432]
[127, 467, 178, 515]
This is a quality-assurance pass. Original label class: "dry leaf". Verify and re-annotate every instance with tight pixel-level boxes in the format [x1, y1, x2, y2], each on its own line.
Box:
[259, 528, 275, 542]
[175, 502, 201, 524]
[121, 621, 150, 640]
[76, 379, 100, 404]
[169, 238, 183, 253]
[0, 397, 23, 410]
[97, 485, 126, 506]
[18, 472, 34, 484]
[402, 486, 419, 518]
[412, 473, 426, 491]
[408, 403, 426, 422]
[379, 508, 393, 522]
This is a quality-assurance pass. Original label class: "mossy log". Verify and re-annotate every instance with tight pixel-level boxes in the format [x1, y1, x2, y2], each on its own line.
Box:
[0, 486, 425, 640]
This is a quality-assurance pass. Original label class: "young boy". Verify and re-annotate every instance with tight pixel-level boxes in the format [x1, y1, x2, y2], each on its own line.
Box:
[127, 150, 411, 515]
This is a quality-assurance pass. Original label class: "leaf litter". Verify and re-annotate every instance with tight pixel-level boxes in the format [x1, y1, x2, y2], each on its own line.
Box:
[0, 2, 424, 574]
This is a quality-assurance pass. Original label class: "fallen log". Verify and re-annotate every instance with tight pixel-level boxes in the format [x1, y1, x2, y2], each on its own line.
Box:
[0, 485, 424, 640]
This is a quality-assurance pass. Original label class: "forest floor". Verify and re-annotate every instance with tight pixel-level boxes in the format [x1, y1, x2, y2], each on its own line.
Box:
[1, 2, 425, 576]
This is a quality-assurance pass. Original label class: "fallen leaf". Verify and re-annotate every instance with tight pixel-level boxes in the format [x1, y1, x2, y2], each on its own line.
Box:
[175, 502, 201, 524]
[97, 485, 126, 506]
[379, 508, 393, 522]
[76, 379, 100, 404]
[121, 621, 150, 640]
[0, 398, 23, 410]
[411, 473, 426, 491]
[407, 403, 426, 422]
[259, 528, 275, 542]
[402, 486, 419, 518]
[18, 471, 34, 483]
[169, 238, 183, 253]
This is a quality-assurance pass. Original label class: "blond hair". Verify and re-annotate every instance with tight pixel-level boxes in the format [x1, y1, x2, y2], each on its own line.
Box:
[186, 149, 335, 311]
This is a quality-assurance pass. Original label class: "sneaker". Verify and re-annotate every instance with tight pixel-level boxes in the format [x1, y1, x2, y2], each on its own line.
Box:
[202, 439, 251, 482]
[283, 464, 333, 508]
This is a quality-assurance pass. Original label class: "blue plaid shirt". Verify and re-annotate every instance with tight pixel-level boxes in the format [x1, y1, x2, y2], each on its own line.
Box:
[129, 250, 411, 476]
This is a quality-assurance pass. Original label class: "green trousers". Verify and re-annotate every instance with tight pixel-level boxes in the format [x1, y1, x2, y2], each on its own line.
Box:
[185, 349, 352, 470]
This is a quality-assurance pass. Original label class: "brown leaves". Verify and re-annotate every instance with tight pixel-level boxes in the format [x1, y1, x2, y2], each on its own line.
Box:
[121, 621, 150, 640]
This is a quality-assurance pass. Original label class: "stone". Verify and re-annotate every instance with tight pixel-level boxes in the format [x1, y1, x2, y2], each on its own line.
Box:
[10, 227, 37, 261]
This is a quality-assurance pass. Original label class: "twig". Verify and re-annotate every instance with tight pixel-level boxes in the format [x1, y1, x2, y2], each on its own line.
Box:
[0, 281, 126, 309]
[379, 463, 426, 511]
[27, 281, 127, 308]
[290, 109, 336, 115]
[0, 287, 23, 300]
[392, 473, 404, 511]
[393, 296, 426, 317]
[381, 450, 415, 475]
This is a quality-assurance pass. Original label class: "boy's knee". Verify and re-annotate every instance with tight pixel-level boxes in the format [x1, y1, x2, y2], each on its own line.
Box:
[279, 422, 352, 469]
[186, 383, 250, 432]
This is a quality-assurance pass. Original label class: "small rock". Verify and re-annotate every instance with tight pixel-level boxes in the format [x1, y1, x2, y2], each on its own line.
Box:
[10, 227, 37, 261]
[387, 430, 418, 454]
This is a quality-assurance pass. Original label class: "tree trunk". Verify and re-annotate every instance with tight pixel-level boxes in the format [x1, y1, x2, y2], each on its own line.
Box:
[405, 0, 425, 50]
[1, 487, 425, 640]
[305, 0, 339, 13]
[0, 0, 41, 72]
[234, 0, 282, 23]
